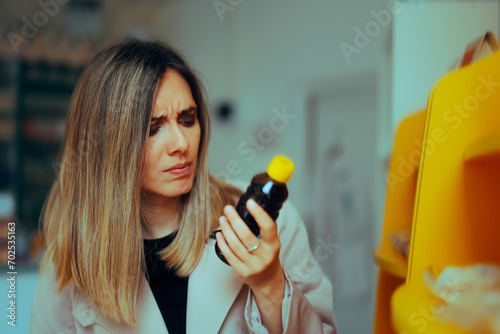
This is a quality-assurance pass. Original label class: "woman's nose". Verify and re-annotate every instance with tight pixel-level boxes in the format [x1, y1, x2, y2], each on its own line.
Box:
[167, 124, 189, 155]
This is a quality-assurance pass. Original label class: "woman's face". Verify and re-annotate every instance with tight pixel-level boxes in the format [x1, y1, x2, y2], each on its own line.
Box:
[142, 70, 201, 201]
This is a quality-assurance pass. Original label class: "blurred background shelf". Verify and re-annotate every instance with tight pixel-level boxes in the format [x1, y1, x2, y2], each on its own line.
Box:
[14, 60, 84, 233]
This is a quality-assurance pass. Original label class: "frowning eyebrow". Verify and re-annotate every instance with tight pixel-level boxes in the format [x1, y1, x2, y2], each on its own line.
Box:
[151, 106, 197, 121]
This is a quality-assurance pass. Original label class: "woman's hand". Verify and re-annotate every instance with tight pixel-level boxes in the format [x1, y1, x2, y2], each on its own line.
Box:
[216, 199, 285, 333]
[216, 199, 285, 291]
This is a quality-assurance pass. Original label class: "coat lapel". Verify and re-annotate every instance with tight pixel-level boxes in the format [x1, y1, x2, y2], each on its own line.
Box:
[136, 276, 170, 334]
[105, 238, 243, 333]
[186, 238, 244, 334]
[71, 276, 169, 334]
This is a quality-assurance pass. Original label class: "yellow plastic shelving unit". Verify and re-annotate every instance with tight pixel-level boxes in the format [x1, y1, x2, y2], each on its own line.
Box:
[374, 110, 426, 334]
[390, 45, 500, 334]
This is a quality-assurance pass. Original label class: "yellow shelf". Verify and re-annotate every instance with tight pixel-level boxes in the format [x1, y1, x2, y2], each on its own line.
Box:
[383, 42, 500, 334]
[374, 110, 426, 334]
[391, 280, 470, 334]
[374, 245, 407, 279]
[464, 131, 500, 162]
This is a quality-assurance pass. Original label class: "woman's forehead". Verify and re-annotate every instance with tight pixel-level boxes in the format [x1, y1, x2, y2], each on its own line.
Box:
[152, 70, 196, 119]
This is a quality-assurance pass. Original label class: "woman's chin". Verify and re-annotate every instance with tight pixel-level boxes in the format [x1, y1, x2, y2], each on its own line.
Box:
[143, 177, 195, 200]
[161, 183, 194, 198]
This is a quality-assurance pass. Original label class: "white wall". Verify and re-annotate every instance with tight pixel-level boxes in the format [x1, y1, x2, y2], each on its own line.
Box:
[137, 0, 390, 206]
[391, 0, 500, 130]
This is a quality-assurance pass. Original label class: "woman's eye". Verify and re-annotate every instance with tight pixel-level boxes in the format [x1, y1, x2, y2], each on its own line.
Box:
[149, 124, 161, 136]
[180, 115, 196, 126]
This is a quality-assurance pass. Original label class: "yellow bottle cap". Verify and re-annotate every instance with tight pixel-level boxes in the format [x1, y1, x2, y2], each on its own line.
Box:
[267, 155, 295, 183]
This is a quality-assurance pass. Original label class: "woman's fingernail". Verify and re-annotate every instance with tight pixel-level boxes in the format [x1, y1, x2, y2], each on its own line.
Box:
[224, 205, 234, 213]
[247, 199, 257, 208]
[216, 232, 221, 239]
[219, 216, 226, 224]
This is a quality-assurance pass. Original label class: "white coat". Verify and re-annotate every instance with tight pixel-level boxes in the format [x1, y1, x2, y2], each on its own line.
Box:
[29, 201, 338, 333]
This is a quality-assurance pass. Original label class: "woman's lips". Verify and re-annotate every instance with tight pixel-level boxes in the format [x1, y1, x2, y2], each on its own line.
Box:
[165, 163, 191, 176]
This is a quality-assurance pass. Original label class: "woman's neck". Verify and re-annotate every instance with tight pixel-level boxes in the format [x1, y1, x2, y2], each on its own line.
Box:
[143, 194, 182, 240]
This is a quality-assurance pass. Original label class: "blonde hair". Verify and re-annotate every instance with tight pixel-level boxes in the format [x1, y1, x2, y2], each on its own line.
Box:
[41, 40, 242, 326]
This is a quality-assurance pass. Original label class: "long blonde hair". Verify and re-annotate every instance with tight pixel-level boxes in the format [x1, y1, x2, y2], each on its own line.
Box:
[41, 40, 242, 326]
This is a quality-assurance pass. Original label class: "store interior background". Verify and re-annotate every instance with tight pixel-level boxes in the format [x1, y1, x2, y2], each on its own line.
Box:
[0, 0, 499, 333]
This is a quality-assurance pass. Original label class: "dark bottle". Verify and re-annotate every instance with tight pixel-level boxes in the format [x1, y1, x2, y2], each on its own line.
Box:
[216, 155, 295, 265]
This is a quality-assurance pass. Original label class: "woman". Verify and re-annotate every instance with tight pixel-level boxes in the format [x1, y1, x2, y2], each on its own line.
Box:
[29, 40, 337, 334]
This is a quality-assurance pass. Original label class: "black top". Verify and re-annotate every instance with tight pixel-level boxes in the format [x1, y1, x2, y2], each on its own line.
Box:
[144, 231, 188, 334]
